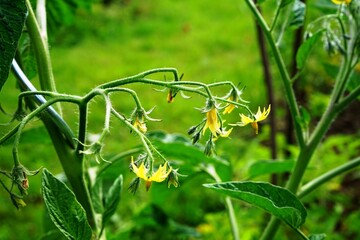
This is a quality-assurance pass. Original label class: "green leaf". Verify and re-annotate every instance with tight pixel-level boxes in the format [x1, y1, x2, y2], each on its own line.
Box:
[0, 0, 27, 91]
[17, 32, 37, 79]
[91, 177, 104, 214]
[288, 0, 306, 29]
[296, 30, 324, 69]
[102, 175, 122, 227]
[147, 131, 231, 181]
[42, 169, 92, 240]
[203, 181, 307, 229]
[39, 230, 66, 240]
[309, 233, 327, 240]
[248, 160, 295, 179]
[46, 0, 92, 37]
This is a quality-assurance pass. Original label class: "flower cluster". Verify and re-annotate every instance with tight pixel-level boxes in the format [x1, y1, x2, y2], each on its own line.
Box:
[183, 87, 271, 156]
[128, 155, 180, 194]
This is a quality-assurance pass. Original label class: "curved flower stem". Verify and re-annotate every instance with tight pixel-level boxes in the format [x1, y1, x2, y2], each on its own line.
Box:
[12, 97, 80, 166]
[110, 108, 156, 170]
[98, 72, 252, 113]
[104, 88, 143, 110]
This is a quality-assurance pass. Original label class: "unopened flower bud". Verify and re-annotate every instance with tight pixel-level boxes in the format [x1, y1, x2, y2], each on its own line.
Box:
[204, 139, 216, 156]
[10, 194, 26, 209]
[187, 126, 197, 135]
[192, 132, 201, 144]
[128, 177, 140, 195]
[167, 169, 180, 188]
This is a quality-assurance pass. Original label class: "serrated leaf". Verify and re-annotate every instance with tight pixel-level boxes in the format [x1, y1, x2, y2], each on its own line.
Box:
[0, 0, 27, 91]
[203, 181, 307, 229]
[289, 0, 306, 29]
[102, 175, 122, 227]
[296, 30, 324, 69]
[248, 160, 295, 179]
[309, 233, 327, 240]
[42, 169, 92, 240]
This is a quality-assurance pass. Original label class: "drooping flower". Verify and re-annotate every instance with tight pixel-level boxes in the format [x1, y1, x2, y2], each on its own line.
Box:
[203, 107, 221, 136]
[236, 105, 271, 134]
[133, 116, 147, 133]
[131, 159, 172, 191]
[223, 99, 236, 114]
[331, 0, 351, 4]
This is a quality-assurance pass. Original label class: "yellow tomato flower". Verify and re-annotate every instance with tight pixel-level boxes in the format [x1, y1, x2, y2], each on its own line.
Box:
[203, 107, 221, 136]
[331, 0, 351, 4]
[223, 94, 238, 114]
[238, 105, 271, 134]
[131, 159, 172, 191]
[223, 98, 236, 114]
[133, 116, 147, 133]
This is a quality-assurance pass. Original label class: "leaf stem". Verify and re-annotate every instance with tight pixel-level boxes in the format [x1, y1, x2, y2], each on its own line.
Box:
[298, 157, 360, 198]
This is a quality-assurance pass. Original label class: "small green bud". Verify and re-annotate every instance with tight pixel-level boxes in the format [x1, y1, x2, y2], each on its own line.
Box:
[167, 169, 180, 188]
[187, 126, 197, 135]
[204, 138, 216, 156]
[192, 132, 201, 144]
[10, 194, 26, 209]
[128, 177, 140, 195]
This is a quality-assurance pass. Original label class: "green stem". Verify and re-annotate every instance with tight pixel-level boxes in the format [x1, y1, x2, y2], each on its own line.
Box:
[205, 166, 239, 240]
[298, 157, 360, 198]
[294, 228, 310, 240]
[25, 0, 60, 112]
[110, 108, 155, 169]
[270, 2, 282, 32]
[244, 0, 304, 147]
[225, 197, 240, 240]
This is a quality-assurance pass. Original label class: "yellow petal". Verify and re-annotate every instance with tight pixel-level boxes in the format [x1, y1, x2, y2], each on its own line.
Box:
[219, 128, 233, 138]
[255, 105, 271, 122]
[131, 159, 148, 180]
[133, 117, 147, 133]
[203, 108, 220, 136]
[223, 104, 235, 114]
[331, 0, 351, 4]
[239, 114, 253, 126]
[149, 163, 172, 182]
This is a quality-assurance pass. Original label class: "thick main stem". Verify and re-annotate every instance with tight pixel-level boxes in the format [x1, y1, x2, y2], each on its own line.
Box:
[244, 0, 304, 148]
[25, 0, 61, 113]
